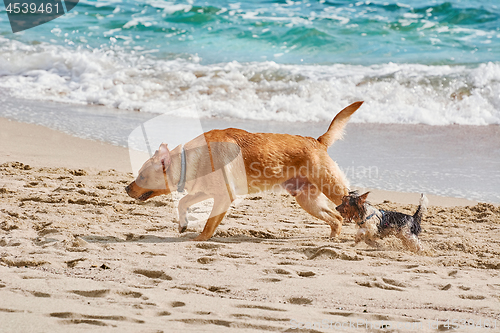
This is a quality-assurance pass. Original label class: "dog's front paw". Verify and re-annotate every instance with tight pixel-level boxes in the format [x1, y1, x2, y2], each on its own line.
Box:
[329, 230, 341, 239]
[178, 215, 189, 233]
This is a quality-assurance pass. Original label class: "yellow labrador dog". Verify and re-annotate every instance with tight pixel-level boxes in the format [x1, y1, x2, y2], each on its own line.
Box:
[126, 101, 363, 241]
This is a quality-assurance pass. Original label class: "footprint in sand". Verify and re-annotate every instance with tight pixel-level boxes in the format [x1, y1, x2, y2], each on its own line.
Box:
[263, 268, 291, 275]
[196, 311, 212, 315]
[305, 247, 362, 261]
[175, 318, 233, 328]
[197, 257, 215, 264]
[196, 243, 223, 250]
[273, 268, 291, 275]
[71, 289, 110, 297]
[69, 169, 87, 176]
[207, 286, 230, 293]
[261, 278, 282, 283]
[381, 277, 407, 288]
[30, 291, 51, 298]
[133, 269, 172, 280]
[157, 311, 171, 316]
[1, 258, 47, 267]
[221, 252, 251, 259]
[117, 290, 143, 298]
[235, 304, 287, 312]
[0, 308, 25, 313]
[65, 258, 86, 268]
[459, 294, 486, 300]
[287, 297, 313, 305]
[50, 312, 144, 325]
[171, 301, 186, 308]
[440, 284, 452, 291]
[50, 313, 108, 327]
[356, 278, 406, 291]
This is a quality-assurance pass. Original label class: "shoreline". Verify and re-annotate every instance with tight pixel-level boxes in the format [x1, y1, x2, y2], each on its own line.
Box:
[1, 93, 499, 203]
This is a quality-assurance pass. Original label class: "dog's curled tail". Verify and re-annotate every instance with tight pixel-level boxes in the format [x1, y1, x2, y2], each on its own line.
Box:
[413, 193, 429, 221]
[317, 101, 363, 147]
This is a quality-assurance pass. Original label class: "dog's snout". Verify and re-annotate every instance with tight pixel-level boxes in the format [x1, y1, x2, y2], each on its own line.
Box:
[125, 181, 137, 196]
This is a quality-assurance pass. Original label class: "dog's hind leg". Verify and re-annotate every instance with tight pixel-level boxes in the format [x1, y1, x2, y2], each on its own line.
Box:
[178, 192, 211, 233]
[364, 238, 383, 249]
[294, 187, 345, 238]
[352, 229, 366, 247]
[399, 232, 423, 252]
[300, 163, 348, 237]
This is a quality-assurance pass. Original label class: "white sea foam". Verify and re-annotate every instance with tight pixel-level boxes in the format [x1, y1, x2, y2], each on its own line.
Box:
[0, 38, 498, 126]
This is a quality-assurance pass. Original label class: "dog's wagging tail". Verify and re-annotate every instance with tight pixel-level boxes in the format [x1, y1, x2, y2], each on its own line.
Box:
[126, 101, 363, 241]
[317, 101, 363, 147]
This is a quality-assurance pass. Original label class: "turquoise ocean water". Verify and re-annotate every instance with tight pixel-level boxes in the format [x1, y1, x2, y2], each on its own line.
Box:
[0, 0, 499, 124]
[0, 0, 499, 202]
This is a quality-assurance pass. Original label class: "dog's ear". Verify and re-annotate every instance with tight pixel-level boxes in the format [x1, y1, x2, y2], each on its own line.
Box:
[158, 143, 171, 167]
[358, 191, 370, 204]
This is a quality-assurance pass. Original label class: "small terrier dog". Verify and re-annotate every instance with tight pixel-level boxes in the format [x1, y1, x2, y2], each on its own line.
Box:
[336, 191, 428, 252]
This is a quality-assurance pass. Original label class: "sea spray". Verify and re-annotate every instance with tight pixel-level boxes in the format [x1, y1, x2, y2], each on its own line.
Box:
[0, 38, 498, 125]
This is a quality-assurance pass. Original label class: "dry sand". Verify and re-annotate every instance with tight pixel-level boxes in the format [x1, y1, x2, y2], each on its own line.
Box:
[0, 118, 499, 332]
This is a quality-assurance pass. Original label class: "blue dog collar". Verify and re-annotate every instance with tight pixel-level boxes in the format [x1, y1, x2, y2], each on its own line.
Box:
[365, 212, 377, 221]
[177, 146, 186, 193]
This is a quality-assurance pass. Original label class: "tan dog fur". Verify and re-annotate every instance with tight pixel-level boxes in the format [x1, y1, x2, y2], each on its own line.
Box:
[126, 101, 363, 241]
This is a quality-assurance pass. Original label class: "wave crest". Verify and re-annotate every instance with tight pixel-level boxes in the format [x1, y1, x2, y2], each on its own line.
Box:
[0, 39, 498, 125]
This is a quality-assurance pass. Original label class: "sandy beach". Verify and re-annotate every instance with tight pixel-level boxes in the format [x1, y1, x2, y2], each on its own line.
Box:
[1, 118, 499, 332]
[1, 0, 499, 330]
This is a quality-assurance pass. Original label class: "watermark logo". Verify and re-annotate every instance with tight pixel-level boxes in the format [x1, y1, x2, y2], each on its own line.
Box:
[3, 0, 78, 33]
